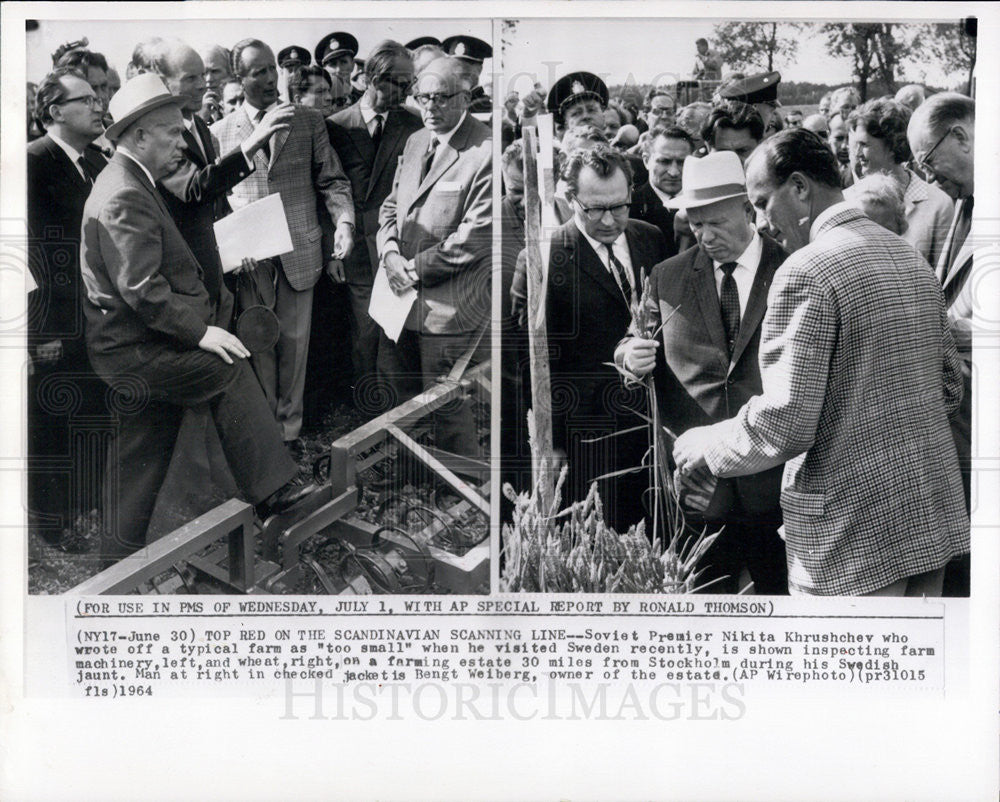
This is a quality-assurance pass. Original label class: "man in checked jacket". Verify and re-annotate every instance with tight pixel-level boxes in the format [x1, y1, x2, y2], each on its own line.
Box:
[674, 129, 969, 597]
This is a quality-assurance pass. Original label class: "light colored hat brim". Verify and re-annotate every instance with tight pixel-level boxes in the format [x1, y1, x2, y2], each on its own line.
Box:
[105, 93, 183, 141]
[666, 187, 747, 211]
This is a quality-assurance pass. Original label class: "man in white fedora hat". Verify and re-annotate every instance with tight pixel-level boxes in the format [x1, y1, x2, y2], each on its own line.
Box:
[616, 150, 789, 594]
[80, 73, 315, 566]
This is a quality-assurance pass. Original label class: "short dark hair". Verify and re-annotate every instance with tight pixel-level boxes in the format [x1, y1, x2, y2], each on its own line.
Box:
[364, 40, 411, 84]
[919, 92, 975, 139]
[55, 48, 109, 75]
[34, 66, 86, 127]
[644, 124, 696, 154]
[847, 98, 912, 164]
[287, 65, 331, 102]
[561, 143, 634, 197]
[702, 100, 764, 146]
[750, 128, 842, 190]
[231, 39, 270, 78]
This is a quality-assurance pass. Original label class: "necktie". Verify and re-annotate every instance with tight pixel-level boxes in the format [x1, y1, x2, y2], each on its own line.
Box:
[421, 137, 439, 181]
[605, 243, 633, 304]
[255, 108, 271, 160]
[371, 114, 384, 149]
[719, 261, 740, 356]
[77, 156, 93, 186]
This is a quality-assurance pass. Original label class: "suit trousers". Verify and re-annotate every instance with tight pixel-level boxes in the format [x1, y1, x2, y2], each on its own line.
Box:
[377, 326, 487, 457]
[249, 260, 314, 442]
[99, 345, 297, 564]
[346, 274, 380, 390]
[685, 500, 788, 595]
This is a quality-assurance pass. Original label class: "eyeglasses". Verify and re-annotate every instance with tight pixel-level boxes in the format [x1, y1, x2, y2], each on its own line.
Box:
[573, 197, 631, 222]
[413, 90, 465, 107]
[915, 126, 955, 175]
[55, 94, 99, 109]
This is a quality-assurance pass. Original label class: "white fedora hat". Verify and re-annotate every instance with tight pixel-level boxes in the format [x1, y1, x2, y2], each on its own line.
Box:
[105, 73, 182, 141]
[666, 151, 748, 210]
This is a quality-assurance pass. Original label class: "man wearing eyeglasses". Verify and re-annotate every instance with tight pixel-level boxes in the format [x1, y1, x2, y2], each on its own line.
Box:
[376, 56, 491, 457]
[543, 144, 668, 533]
[326, 40, 422, 403]
[26, 67, 110, 552]
[908, 93, 975, 594]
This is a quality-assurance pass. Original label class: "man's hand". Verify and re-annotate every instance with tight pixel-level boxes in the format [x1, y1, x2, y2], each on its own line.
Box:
[384, 252, 415, 295]
[332, 222, 354, 260]
[674, 463, 717, 513]
[673, 425, 712, 477]
[231, 256, 259, 275]
[617, 336, 659, 377]
[198, 326, 250, 364]
[326, 258, 346, 283]
[35, 339, 63, 364]
[244, 102, 294, 156]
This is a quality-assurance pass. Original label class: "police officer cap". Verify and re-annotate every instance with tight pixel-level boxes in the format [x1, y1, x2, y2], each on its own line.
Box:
[441, 35, 492, 62]
[315, 32, 359, 66]
[546, 71, 609, 119]
[405, 36, 442, 50]
[718, 71, 781, 104]
[277, 46, 311, 69]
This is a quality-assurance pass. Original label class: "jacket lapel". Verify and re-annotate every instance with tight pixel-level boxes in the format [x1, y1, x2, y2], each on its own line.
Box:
[42, 135, 91, 194]
[690, 248, 729, 357]
[369, 110, 405, 199]
[182, 127, 208, 168]
[192, 115, 217, 162]
[569, 225, 628, 307]
[729, 237, 779, 369]
[269, 125, 290, 170]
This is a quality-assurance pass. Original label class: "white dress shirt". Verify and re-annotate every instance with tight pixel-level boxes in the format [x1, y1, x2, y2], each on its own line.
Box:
[573, 218, 635, 296]
[712, 230, 762, 320]
[359, 97, 386, 137]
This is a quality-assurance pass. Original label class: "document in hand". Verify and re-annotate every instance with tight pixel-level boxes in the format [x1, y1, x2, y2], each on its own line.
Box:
[369, 265, 417, 342]
[213, 192, 294, 272]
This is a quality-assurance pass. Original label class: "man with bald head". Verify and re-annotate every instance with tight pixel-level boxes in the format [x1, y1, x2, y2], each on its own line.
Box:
[377, 56, 491, 456]
[80, 75, 314, 564]
[802, 113, 829, 143]
[201, 45, 233, 96]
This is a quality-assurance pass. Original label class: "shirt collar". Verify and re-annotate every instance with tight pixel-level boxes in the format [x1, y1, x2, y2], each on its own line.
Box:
[573, 216, 627, 258]
[48, 131, 85, 167]
[359, 96, 379, 124]
[242, 99, 276, 119]
[648, 182, 677, 208]
[431, 112, 467, 147]
[116, 145, 156, 188]
[713, 230, 762, 272]
[809, 200, 854, 241]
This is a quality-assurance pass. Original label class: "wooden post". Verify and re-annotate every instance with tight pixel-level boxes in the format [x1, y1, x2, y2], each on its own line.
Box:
[521, 126, 554, 508]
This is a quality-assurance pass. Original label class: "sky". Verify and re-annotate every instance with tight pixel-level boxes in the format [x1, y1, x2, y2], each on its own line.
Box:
[26, 18, 492, 84]
[500, 18, 954, 96]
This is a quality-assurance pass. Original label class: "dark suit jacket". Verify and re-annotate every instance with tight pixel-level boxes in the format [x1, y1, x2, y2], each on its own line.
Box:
[26, 134, 107, 359]
[158, 114, 251, 321]
[629, 182, 678, 258]
[81, 153, 220, 368]
[325, 103, 423, 282]
[650, 234, 787, 516]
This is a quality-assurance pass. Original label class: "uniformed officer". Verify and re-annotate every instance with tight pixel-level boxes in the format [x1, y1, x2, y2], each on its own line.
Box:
[718, 70, 782, 133]
[442, 35, 493, 115]
[315, 31, 363, 104]
[277, 45, 311, 100]
[546, 71, 609, 134]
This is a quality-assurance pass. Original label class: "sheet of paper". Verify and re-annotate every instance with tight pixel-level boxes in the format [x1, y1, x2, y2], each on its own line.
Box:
[369, 264, 417, 342]
[213, 192, 294, 272]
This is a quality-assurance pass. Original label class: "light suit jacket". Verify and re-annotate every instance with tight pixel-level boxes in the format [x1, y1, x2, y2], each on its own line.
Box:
[703, 205, 968, 595]
[377, 113, 492, 334]
[211, 104, 354, 291]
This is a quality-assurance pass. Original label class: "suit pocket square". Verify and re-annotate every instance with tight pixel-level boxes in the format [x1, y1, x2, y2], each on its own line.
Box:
[435, 181, 464, 192]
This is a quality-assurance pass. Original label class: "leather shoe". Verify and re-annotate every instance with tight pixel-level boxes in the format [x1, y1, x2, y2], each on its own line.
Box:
[255, 480, 317, 519]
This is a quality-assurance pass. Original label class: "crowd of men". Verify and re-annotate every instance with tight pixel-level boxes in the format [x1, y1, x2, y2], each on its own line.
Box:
[502, 43, 975, 597]
[26, 30, 493, 564]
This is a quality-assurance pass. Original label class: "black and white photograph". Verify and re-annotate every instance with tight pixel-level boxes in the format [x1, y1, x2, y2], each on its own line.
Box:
[500, 16, 978, 598]
[22, 17, 493, 596]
